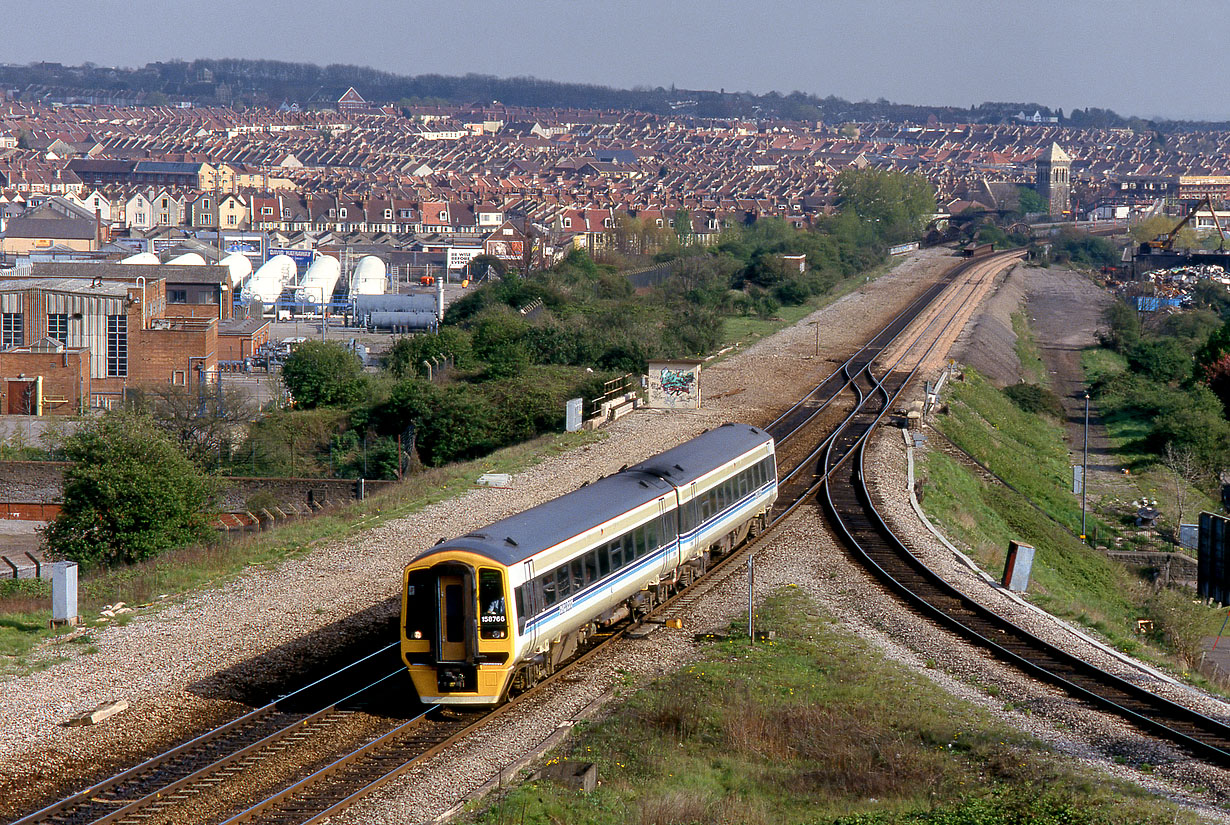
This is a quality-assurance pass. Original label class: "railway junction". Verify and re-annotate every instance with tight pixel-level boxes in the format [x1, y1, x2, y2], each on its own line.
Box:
[4, 246, 1230, 823]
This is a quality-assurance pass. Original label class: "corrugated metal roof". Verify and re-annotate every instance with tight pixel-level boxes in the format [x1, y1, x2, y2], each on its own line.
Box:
[0, 277, 129, 297]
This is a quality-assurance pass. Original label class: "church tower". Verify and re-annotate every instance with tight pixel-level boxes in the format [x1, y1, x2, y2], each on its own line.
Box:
[1035, 142, 1072, 216]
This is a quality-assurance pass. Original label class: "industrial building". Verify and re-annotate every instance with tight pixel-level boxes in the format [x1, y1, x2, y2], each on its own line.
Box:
[0, 271, 223, 413]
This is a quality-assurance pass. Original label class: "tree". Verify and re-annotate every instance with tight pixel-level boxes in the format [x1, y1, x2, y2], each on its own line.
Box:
[280, 340, 366, 408]
[42, 413, 216, 566]
[1161, 443, 1201, 530]
[134, 382, 257, 469]
[1016, 186, 1048, 215]
[833, 167, 936, 242]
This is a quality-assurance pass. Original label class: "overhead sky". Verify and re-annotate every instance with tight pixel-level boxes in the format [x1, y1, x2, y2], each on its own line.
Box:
[6, 0, 1225, 121]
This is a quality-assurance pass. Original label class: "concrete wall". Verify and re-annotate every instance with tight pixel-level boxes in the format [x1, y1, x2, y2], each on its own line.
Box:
[0, 461, 398, 511]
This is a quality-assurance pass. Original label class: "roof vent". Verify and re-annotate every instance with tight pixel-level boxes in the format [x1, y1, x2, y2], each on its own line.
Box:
[638, 480, 649, 487]
[674, 463, 684, 471]
[505, 536, 519, 546]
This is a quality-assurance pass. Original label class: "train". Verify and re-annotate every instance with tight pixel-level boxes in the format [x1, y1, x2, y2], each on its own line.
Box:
[400, 423, 778, 705]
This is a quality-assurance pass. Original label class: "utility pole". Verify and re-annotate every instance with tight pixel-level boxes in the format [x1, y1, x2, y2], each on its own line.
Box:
[1081, 391, 1090, 540]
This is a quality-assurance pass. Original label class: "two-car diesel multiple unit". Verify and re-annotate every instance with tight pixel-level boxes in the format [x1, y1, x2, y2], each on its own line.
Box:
[400, 423, 778, 705]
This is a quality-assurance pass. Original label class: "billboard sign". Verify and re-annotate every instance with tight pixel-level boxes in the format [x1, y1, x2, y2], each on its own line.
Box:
[269, 247, 316, 274]
[447, 246, 482, 271]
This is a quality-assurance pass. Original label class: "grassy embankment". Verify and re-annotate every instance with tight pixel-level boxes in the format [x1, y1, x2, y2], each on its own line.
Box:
[922, 362, 1224, 677]
[467, 588, 1196, 825]
[0, 428, 605, 676]
[719, 253, 910, 350]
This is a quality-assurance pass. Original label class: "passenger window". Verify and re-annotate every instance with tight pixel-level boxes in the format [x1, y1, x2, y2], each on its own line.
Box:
[661, 513, 676, 541]
[584, 551, 599, 584]
[598, 545, 611, 578]
[633, 528, 646, 558]
[542, 573, 557, 606]
[556, 567, 570, 598]
[515, 586, 527, 632]
[646, 522, 658, 552]
[570, 558, 585, 591]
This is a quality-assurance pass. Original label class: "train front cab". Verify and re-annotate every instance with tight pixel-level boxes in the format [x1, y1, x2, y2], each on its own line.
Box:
[401, 555, 515, 705]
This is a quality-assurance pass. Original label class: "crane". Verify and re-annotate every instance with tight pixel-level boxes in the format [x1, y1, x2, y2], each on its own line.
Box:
[1151, 195, 1225, 252]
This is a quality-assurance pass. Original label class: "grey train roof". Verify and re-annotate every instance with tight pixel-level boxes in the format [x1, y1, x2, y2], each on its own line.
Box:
[425, 472, 673, 566]
[415, 423, 772, 568]
[624, 423, 772, 487]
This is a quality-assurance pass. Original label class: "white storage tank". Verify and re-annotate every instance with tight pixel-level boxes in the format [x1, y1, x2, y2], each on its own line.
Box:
[165, 252, 206, 266]
[121, 251, 159, 265]
[242, 254, 296, 305]
[349, 255, 387, 297]
[295, 254, 341, 305]
[219, 252, 254, 288]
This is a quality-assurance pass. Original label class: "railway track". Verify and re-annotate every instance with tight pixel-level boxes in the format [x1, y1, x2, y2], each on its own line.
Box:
[7, 248, 1018, 825]
[818, 286, 1230, 765]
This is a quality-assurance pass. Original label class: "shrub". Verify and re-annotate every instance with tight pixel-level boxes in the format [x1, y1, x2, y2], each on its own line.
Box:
[42, 413, 216, 567]
[280, 340, 367, 408]
[1003, 383, 1065, 418]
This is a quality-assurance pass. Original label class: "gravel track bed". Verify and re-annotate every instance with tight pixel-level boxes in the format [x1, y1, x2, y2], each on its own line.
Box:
[333, 260, 1230, 823]
[862, 426, 1230, 813]
[0, 248, 957, 819]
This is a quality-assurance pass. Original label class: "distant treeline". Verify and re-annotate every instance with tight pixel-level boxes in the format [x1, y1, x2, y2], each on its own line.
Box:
[3, 58, 1224, 131]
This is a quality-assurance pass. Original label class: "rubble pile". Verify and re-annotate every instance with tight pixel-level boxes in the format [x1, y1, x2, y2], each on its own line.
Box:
[1120, 263, 1230, 307]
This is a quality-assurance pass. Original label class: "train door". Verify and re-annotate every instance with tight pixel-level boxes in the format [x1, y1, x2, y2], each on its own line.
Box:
[521, 561, 538, 651]
[437, 573, 468, 662]
[659, 497, 677, 577]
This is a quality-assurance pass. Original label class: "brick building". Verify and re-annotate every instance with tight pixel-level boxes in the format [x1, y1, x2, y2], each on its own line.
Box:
[0, 276, 218, 412]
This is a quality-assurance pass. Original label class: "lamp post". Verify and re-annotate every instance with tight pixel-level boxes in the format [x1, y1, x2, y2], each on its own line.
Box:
[1081, 391, 1090, 540]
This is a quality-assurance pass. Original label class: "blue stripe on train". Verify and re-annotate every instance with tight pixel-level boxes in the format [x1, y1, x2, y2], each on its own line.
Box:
[522, 482, 776, 634]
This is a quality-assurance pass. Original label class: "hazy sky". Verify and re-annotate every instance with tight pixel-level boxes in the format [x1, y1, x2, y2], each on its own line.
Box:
[6, 1, 1225, 120]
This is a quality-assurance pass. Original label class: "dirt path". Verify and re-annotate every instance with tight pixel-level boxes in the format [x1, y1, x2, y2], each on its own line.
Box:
[1023, 267, 1134, 505]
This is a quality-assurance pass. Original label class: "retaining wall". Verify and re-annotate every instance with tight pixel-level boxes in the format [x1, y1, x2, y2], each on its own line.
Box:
[0, 462, 398, 511]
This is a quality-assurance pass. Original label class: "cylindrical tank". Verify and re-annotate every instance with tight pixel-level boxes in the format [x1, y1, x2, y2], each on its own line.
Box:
[219, 252, 254, 288]
[121, 252, 159, 265]
[294, 254, 341, 305]
[349, 255, 387, 297]
[241, 255, 296, 305]
[368, 311, 438, 331]
[165, 252, 206, 266]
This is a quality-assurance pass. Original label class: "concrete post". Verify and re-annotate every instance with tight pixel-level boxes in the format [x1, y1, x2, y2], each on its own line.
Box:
[51, 561, 79, 628]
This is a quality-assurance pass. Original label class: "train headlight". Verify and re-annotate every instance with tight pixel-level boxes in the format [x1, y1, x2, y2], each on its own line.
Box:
[412, 630, 423, 639]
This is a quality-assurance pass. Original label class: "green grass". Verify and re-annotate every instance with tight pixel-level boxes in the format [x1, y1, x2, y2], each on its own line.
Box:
[466, 589, 1196, 825]
[0, 428, 607, 677]
[926, 367, 1226, 674]
[719, 255, 905, 351]
[1011, 310, 1047, 385]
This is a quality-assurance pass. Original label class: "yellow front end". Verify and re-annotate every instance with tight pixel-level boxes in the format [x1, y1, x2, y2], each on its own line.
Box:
[401, 552, 517, 705]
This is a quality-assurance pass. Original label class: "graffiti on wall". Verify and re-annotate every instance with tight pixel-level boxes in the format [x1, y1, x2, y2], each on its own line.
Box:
[647, 361, 701, 409]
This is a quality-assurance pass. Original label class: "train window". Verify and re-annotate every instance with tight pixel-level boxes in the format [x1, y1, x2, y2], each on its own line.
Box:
[542, 573, 557, 607]
[607, 540, 621, 571]
[570, 558, 585, 592]
[515, 586, 527, 632]
[661, 512, 677, 541]
[584, 551, 599, 584]
[598, 545, 611, 578]
[479, 569, 508, 640]
[443, 584, 464, 643]
[646, 521, 659, 552]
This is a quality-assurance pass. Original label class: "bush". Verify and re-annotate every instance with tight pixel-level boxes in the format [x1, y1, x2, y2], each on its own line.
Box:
[1126, 339, 1192, 384]
[280, 340, 367, 408]
[42, 413, 216, 567]
[1003, 383, 1065, 418]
